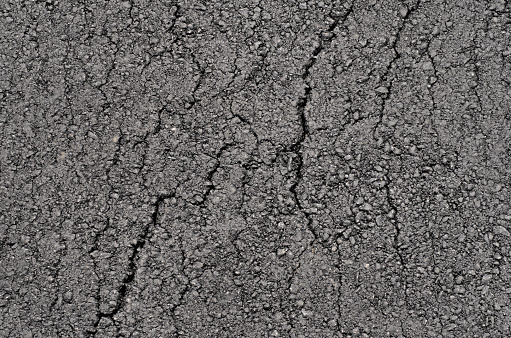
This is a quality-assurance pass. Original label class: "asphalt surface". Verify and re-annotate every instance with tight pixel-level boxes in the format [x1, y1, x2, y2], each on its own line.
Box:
[2, 0, 511, 337]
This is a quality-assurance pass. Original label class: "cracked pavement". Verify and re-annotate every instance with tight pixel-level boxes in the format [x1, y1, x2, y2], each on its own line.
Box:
[2, 0, 511, 337]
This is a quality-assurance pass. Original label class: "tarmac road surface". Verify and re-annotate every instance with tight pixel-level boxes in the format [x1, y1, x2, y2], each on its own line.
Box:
[1, 0, 511, 337]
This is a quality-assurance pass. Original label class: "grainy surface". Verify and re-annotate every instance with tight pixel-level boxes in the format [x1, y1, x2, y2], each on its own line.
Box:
[1, 0, 511, 337]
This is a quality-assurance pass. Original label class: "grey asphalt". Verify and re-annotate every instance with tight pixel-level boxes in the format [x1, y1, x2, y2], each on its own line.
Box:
[1, 0, 511, 337]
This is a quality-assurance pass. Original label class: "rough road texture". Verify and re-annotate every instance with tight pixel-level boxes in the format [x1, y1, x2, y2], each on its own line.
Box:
[2, 0, 511, 337]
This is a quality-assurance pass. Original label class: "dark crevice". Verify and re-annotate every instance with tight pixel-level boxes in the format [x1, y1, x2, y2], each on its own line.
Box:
[35, 0, 56, 11]
[89, 218, 111, 255]
[285, 5, 354, 331]
[424, 39, 439, 113]
[169, 244, 207, 334]
[133, 103, 169, 176]
[105, 128, 126, 192]
[184, 51, 207, 110]
[301, 5, 354, 82]
[127, 0, 138, 32]
[381, 173, 411, 312]
[382, 177, 404, 267]
[470, 46, 483, 114]
[368, 1, 422, 316]
[96, 28, 124, 112]
[185, 67, 206, 110]
[213, 39, 270, 99]
[192, 143, 235, 207]
[89, 192, 175, 335]
[372, 0, 422, 143]
[423, 34, 460, 181]
[137, 53, 203, 182]
[287, 5, 353, 248]
[48, 229, 67, 313]
[140, 3, 182, 73]
[229, 99, 260, 144]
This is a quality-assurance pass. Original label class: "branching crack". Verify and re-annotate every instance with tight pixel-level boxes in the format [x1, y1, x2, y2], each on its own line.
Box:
[287, 5, 353, 248]
[229, 99, 260, 144]
[140, 3, 182, 73]
[372, 0, 422, 143]
[284, 5, 353, 329]
[96, 33, 122, 112]
[368, 1, 423, 317]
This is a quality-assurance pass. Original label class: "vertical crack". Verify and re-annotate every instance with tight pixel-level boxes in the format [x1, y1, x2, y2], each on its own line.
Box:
[470, 46, 483, 114]
[105, 129, 126, 184]
[369, 1, 423, 317]
[185, 66, 206, 110]
[140, 2, 182, 73]
[372, 0, 422, 143]
[96, 33, 123, 112]
[381, 172, 412, 319]
[288, 4, 354, 248]
[48, 225, 67, 313]
[382, 175, 405, 266]
[425, 38, 439, 117]
[193, 143, 235, 207]
[89, 192, 175, 335]
[284, 5, 353, 332]
[168, 245, 190, 334]
[134, 103, 169, 177]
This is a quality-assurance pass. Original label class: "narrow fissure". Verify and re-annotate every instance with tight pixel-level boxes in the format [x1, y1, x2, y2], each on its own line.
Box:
[90, 192, 175, 333]
[288, 5, 354, 247]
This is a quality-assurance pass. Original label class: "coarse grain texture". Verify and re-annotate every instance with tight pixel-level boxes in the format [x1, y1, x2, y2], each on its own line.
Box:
[1, 0, 511, 337]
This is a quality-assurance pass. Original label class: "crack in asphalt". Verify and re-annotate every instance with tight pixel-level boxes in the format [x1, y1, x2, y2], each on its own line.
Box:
[133, 103, 169, 177]
[6, 0, 511, 336]
[185, 54, 206, 110]
[470, 46, 484, 114]
[228, 100, 260, 144]
[91, 136, 236, 334]
[89, 54, 235, 331]
[96, 36, 121, 112]
[194, 142, 236, 207]
[89, 192, 175, 334]
[288, 4, 354, 250]
[424, 36, 440, 126]
[372, 0, 422, 144]
[140, 2, 182, 73]
[283, 4, 354, 332]
[381, 172, 409, 298]
[368, 1, 423, 320]
[86, 127, 129, 334]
